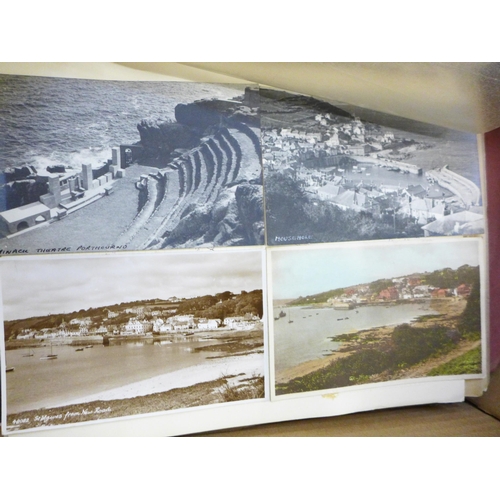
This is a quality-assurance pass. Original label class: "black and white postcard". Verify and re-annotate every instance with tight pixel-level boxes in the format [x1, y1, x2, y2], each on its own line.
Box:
[1, 248, 266, 433]
[261, 89, 483, 245]
[269, 237, 484, 398]
[0, 75, 264, 255]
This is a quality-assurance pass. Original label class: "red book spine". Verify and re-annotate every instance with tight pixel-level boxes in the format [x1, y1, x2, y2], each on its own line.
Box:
[485, 127, 500, 370]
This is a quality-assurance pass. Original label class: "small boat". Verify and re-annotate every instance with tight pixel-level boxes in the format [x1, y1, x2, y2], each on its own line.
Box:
[6, 367, 15, 372]
[40, 354, 58, 360]
[40, 344, 58, 360]
[75, 348, 84, 352]
[85, 345, 94, 348]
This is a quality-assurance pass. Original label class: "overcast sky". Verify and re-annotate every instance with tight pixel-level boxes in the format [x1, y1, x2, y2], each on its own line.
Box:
[0, 249, 264, 321]
[271, 238, 482, 300]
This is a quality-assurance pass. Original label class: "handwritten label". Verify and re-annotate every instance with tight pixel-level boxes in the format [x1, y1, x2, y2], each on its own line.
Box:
[37, 247, 72, 253]
[11, 406, 112, 427]
[274, 235, 313, 243]
[64, 407, 112, 420]
[34, 414, 63, 424]
[12, 417, 30, 425]
[0, 249, 28, 255]
[76, 245, 127, 251]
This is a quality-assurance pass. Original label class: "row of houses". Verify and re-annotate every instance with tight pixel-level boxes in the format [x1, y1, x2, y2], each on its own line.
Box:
[262, 117, 402, 173]
[311, 175, 483, 235]
[327, 280, 472, 307]
[17, 324, 109, 340]
[16, 313, 262, 340]
[151, 314, 260, 334]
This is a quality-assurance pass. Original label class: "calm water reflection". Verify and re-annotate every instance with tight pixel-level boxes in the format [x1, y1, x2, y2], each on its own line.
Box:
[6, 336, 226, 413]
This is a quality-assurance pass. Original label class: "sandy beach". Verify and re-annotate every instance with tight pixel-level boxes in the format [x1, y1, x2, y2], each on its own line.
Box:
[275, 325, 393, 384]
[61, 351, 264, 407]
[6, 350, 265, 433]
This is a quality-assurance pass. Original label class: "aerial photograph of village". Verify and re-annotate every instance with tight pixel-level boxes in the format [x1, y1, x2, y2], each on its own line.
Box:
[270, 238, 483, 397]
[1, 248, 265, 433]
[0, 75, 264, 254]
[261, 89, 483, 245]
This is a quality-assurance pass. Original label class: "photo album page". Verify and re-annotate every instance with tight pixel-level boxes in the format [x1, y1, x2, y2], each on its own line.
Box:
[0, 75, 487, 435]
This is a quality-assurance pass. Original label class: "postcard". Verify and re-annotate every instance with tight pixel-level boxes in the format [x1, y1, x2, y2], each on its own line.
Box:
[1, 248, 266, 433]
[269, 237, 484, 398]
[0, 75, 264, 254]
[261, 89, 483, 245]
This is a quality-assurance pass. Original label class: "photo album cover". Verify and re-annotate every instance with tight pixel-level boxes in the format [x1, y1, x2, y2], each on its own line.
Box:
[0, 74, 487, 435]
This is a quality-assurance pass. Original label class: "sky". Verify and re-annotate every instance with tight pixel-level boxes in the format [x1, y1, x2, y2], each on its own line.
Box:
[0, 238, 484, 319]
[0, 249, 264, 321]
[271, 238, 482, 300]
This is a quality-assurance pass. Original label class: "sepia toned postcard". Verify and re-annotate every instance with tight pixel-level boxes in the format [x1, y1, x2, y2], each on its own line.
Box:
[0, 75, 264, 255]
[0, 248, 266, 434]
[261, 89, 484, 246]
[269, 237, 485, 398]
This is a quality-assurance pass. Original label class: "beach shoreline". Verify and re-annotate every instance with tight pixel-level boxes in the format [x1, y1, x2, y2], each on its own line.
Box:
[60, 351, 263, 407]
[275, 297, 469, 385]
[6, 375, 264, 433]
[5, 325, 265, 433]
[6, 351, 265, 433]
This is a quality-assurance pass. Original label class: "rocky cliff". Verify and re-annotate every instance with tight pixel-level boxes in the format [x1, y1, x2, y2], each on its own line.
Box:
[175, 97, 260, 129]
[115, 89, 264, 249]
[3, 177, 48, 210]
[137, 120, 202, 165]
[136, 90, 260, 166]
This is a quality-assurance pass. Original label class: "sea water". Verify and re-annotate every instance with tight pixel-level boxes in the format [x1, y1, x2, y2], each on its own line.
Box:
[0, 74, 244, 210]
[273, 302, 437, 373]
[5, 336, 237, 414]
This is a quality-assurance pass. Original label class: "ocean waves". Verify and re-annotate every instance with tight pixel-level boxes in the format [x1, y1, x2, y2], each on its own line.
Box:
[0, 74, 244, 172]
